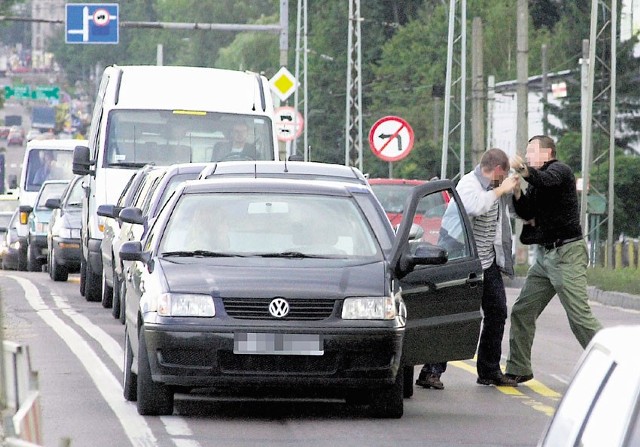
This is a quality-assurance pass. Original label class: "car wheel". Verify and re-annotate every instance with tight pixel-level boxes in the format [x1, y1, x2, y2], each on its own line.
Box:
[403, 365, 414, 398]
[123, 328, 137, 401]
[85, 256, 102, 302]
[27, 242, 42, 272]
[80, 250, 87, 297]
[369, 367, 404, 419]
[137, 330, 173, 415]
[118, 278, 127, 324]
[101, 267, 113, 308]
[112, 267, 121, 319]
[50, 247, 68, 281]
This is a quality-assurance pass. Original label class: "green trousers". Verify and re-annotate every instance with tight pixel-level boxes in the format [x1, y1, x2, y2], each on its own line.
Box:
[506, 240, 603, 376]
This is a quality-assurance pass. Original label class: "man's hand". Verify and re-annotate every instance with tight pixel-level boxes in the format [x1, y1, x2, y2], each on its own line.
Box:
[510, 155, 529, 177]
[495, 175, 519, 197]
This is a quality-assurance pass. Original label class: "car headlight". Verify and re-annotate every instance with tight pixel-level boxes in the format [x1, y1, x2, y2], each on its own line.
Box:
[157, 293, 215, 317]
[36, 222, 48, 233]
[342, 296, 396, 320]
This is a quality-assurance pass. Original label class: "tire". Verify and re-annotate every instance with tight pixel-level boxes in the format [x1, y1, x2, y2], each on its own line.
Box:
[101, 266, 113, 308]
[17, 243, 27, 271]
[50, 247, 69, 281]
[27, 242, 42, 272]
[137, 330, 173, 415]
[123, 328, 137, 401]
[403, 365, 414, 398]
[85, 255, 102, 302]
[118, 278, 127, 325]
[80, 251, 87, 297]
[369, 367, 404, 419]
[112, 267, 121, 319]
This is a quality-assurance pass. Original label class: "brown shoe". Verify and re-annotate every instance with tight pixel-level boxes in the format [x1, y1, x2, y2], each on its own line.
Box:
[504, 373, 534, 383]
[477, 373, 518, 387]
[416, 373, 444, 390]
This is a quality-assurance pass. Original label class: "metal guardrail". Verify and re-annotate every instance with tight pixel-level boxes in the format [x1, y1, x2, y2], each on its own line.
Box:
[2, 341, 42, 446]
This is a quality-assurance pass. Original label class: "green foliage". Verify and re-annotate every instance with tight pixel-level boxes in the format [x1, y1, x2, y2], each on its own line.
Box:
[587, 267, 640, 295]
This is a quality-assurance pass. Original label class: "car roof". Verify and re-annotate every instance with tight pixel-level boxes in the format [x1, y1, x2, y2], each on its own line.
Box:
[25, 139, 88, 150]
[181, 176, 370, 197]
[199, 161, 369, 185]
[368, 178, 427, 185]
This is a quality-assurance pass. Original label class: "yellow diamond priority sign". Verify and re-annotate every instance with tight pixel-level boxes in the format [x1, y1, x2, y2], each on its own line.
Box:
[269, 66, 297, 102]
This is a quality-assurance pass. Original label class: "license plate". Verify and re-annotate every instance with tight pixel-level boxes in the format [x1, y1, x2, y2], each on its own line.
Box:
[234, 333, 323, 356]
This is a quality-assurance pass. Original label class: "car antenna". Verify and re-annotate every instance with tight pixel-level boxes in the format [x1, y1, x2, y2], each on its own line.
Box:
[284, 152, 289, 173]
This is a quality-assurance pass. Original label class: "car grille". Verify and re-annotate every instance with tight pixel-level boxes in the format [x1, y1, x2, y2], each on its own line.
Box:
[222, 298, 337, 320]
[218, 351, 339, 375]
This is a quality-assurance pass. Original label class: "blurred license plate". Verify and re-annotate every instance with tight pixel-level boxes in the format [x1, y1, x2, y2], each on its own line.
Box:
[234, 333, 323, 356]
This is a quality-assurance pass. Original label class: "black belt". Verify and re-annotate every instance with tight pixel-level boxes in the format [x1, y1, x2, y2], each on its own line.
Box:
[543, 236, 582, 250]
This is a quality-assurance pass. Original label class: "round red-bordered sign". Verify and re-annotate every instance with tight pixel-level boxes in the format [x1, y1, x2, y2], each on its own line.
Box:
[368, 116, 415, 162]
[275, 106, 304, 142]
[93, 9, 111, 27]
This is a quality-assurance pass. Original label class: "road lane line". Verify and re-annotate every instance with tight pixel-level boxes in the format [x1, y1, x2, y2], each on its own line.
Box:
[52, 293, 124, 370]
[173, 440, 201, 447]
[160, 417, 193, 436]
[10, 275, 159, 447]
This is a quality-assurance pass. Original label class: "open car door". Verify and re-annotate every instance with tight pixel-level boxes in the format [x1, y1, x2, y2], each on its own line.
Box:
[389, 180, 483, 366]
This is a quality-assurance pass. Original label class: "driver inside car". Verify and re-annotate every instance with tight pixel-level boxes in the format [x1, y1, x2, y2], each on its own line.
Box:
[212, 121, 256, 161]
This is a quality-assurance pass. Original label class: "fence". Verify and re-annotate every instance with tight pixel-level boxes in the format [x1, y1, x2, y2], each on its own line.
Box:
[2, 341, 43, 446]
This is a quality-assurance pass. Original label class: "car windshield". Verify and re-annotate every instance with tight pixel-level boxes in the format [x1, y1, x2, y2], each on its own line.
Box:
[159, 192, 381, 258]
[25, 149, 75, 192]
[35, 182, 68, 209]
[104, 110, 275, 167]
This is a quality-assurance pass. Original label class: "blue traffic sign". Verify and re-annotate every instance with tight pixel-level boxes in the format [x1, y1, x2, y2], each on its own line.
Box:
[66, 3, 119, 44]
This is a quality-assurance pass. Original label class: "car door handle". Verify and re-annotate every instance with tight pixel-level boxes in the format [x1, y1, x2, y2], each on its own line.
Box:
[466, 273, 481, 288]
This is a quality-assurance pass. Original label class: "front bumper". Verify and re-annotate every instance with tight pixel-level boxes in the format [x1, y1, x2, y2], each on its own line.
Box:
[143, 324, 403, 390]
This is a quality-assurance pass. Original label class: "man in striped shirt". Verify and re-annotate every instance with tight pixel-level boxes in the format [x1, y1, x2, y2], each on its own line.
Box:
[417, 148, 520, 389]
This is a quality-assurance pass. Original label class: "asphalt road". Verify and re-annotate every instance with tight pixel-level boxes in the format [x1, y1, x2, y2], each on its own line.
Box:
[1, 270, 638, 447]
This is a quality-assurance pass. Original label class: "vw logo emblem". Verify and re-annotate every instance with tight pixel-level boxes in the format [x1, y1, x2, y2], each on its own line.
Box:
[269, 298, 290, 318]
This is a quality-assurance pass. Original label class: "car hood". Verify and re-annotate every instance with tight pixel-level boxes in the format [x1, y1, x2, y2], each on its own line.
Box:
[159, 259, 387, 298]
[62, 209, 82, 229]
[32, 209, 53, 223]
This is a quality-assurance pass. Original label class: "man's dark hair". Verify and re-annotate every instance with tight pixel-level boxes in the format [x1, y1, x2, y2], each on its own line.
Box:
[528, 135, 556, 157]
[480, 148, 509, 171]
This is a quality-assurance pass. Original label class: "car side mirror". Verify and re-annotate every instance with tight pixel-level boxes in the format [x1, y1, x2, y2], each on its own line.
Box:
[398, 242, 448, 274]
[72, 145, 93, 176]
[120, 241, 150, 263]
[97, 204, 123, 219]
[119, 207, 145, 225]
[45, 198, 61, 210]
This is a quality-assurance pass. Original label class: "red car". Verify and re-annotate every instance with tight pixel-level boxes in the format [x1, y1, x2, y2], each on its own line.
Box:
[369, 178, 450, 245]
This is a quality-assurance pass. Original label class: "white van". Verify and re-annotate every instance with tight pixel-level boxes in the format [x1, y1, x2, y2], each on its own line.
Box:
[72, 65, 279, 301]
[16, 139, 86, 270]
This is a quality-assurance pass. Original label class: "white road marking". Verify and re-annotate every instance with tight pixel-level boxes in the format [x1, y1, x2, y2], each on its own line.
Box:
[11, 275, 158, 447]
[52, 293, 124, 370]
[173, 440, 201, 447]
[160, 417, 193, 436]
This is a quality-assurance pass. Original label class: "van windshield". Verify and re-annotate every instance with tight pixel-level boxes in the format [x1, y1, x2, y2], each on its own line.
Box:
[25, 149, 75, 192]
[104, 110, 275, 167]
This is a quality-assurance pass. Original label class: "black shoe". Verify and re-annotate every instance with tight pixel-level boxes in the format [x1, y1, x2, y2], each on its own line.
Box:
[504, 373, 534, 383]
[476, 373, 518, 387]
[416, 373, 444, 390]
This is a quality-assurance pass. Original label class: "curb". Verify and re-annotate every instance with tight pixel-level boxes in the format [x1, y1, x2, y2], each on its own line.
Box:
[504, 277, 640, 312]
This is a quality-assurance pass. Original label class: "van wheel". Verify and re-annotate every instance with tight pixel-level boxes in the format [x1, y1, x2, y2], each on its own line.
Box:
[137, 330, 173, 415]
[27, 243, 42, 272]
[369, 367, 404, 418]
[101, 268, 113, 308]
[85, 257, 102, 302]
[80, 251, 87, 297]
[112, 267, 121, 319]
[123, 328, 137, 401]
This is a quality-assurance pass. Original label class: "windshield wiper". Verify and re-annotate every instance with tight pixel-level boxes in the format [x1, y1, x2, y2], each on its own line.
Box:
[161, 250, 244, 258]
[110, 162, 149, 168]
[257, 251, 331, 259]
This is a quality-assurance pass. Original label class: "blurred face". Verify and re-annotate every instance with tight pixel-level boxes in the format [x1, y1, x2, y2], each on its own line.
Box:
[232, 125, 248, 144]
[489, 164, 507, 187]
[526, 139, 553, 168]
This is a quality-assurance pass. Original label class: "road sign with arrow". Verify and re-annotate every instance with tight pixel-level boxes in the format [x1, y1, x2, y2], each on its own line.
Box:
[368, 116, 415, 162]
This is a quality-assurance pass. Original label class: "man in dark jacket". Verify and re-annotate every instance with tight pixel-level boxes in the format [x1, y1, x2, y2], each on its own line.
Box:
[505, 135, 602, 383]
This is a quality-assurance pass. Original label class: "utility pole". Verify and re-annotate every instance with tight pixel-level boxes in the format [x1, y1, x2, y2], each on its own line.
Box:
[471, 17, 484, 165]
[541, 44, 548, 135]
[293, 0, 308, 159]
[516, 0, 528, 155]
[441, 0, 467, 180]
[345, 0, 363, 171]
